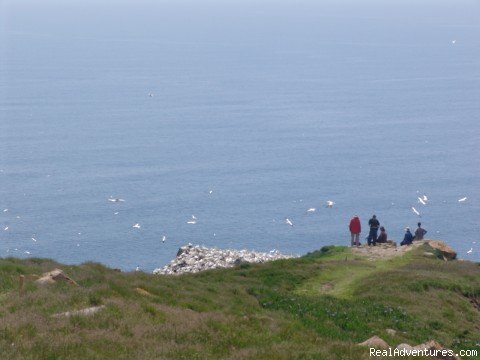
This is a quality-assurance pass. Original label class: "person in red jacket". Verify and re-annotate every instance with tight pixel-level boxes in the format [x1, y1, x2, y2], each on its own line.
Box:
[349, 215, 361, 246]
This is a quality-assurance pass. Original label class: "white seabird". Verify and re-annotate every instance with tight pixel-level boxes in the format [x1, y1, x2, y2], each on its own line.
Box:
[3, 209, 7, 212]
[326, 201, 334, 208]
[418, 197, 426, 205]
[32, 237, 37, 242]
[132, 223, 141, 229]
[452, 40, 456, 44]
[285, 218, 294, 227]
[467, 248, 473, 254]
[108, 198, 125, 203]
[306, 208, 316, 213]
[458, 197, 467, 202]
[162, 235, 166, 243]
[411, 207, 421, 217]
[422, 195, 428, 202]
[4, 226, 8, 231]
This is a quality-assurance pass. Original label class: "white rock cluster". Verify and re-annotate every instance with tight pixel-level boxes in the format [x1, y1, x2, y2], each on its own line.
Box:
[153, 244, 297, 275]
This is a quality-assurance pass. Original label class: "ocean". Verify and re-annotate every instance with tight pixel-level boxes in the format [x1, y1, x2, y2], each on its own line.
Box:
[1, 0, 479, 271]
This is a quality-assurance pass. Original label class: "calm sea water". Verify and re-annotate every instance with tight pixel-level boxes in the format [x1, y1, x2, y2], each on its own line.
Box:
[1, 0, 479, 271]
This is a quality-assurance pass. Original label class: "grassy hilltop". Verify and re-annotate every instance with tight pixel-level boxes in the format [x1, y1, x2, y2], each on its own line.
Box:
[0, 242, 479, 359]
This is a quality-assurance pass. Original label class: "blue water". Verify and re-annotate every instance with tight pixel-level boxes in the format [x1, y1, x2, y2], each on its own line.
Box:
[1, 0, 479, 271]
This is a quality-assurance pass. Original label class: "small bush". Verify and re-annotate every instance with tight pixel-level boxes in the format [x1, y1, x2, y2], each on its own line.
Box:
[88, 294, 102, 306]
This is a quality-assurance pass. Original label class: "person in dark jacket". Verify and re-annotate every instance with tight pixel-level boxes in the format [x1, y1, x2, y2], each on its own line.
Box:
[376, 226, 388, 243]
[400, 227, 414, 246]
[414, 222, 427, 241]
[367, 215, 380, 246]
[349, 215, 361, 246]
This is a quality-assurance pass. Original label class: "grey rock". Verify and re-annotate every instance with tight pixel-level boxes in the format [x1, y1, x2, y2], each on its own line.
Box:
[358, 336, 390, 349]
[396, 343, 413, 351]
[53, 305, 105, 318]
[386, 328, 396, 336]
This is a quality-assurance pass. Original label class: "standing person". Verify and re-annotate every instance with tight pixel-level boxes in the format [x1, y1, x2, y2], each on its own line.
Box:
[367, 215, 380, 246]
[400, 227, 414, 246]
[377, 226, 388, 243]
[349, 215, 361, 246]
[414, 222, 427, 241]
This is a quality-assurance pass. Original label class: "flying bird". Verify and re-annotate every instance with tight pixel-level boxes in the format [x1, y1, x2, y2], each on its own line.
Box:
[306, 208, 316, 213]
[326, 201, 335, 208]
[108, 198, 125, 203]
[467, 248, 473, 254]
[31, 237, 37, 242]
[458, 197, 467, 202]
[411, 207, 421, 217]
[162, 235, 166, 243]
[132, 223, 141, 229]
[3, 209, 7, 212]
[418, 197, 426, 205]
[4, 226, 8, 231]
[285, 218, 294, 227]
[451, 40, 456, 44]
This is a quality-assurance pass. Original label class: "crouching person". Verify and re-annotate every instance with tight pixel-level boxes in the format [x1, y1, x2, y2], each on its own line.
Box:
[400, 227, 414, 246]
[376, 226, 388, 243]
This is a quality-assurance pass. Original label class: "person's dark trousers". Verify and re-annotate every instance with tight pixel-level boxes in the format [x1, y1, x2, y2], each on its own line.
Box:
[368, 228, 378, 246]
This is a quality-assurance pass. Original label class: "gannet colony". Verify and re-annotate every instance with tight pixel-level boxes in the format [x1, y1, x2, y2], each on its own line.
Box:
[153, 244, 297, 275]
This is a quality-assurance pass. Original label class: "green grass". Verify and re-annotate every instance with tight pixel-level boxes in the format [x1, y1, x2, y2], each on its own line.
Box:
[0, 244, 479, 359]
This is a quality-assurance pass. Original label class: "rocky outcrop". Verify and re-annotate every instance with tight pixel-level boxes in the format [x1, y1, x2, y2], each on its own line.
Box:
[352, 242, 417, 261]
[385, 328, 397, 336]
[135, 287, 153, 296]
[153, 244, 296, 275]
[413, 340, 459, 360]
[358, 336, 390, 349]
[353, 240, 458, 262]
[395, 340, 460, 360]
[35, 269, 78, 286]
[53, 305, 105, 318]
[426, 240, 457, 260]
[395, 343, 414, 351]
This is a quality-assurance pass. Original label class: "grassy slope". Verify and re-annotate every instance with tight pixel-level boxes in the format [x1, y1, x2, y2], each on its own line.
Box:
[0, 243, 479, 360]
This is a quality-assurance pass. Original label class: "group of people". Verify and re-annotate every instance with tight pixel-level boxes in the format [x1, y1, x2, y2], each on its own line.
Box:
[348, 215, 427, 247]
